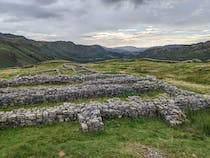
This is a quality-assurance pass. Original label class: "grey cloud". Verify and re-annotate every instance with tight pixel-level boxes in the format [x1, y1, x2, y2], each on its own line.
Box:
[0, 0, 210, 47]
[102, 0, 146, 6]
[32, 0, 58, 5]
[103, 0, 144, 4]
[0, 1, 62, 20]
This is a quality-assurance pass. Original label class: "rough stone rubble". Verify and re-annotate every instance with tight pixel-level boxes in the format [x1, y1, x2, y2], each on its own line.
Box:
[0, 74, 209, 132]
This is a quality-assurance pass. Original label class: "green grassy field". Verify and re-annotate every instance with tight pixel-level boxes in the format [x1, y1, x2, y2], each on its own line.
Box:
[0, 60, 210, 158]
[86, 59, 210, 95]
[0, 111, 210, 158]
[0, 60, 78, 79]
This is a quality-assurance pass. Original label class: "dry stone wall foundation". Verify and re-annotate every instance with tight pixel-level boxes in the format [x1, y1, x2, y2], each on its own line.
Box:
[0, 74, 209, 132]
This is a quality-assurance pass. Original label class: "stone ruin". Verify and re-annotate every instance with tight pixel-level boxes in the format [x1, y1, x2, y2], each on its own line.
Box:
[0, 74, 209, 132]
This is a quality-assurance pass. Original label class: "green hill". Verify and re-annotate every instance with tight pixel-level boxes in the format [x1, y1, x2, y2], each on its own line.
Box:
[137, 42, 210, 61]
[0, 33, 121, 68]
[1, 32, 210, 68]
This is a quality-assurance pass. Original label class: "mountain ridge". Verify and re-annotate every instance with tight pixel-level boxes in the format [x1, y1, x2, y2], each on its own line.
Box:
[138, 41, 210, 61]
[105, 46, 147, 53]
[0, 32, 210, 68]
[0, 32, 123, 68]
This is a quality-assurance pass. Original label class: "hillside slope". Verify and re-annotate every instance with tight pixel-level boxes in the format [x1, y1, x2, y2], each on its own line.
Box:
[0, 33, 121, 68]
[105, 46, 147, 54]
[137, 42, 210, 61]
[1, 32, 210, 68]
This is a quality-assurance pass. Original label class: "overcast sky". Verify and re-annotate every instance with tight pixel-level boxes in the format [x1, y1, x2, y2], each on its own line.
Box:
[0, 0, 210, 47]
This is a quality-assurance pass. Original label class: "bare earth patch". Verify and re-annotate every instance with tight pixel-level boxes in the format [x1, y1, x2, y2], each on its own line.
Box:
[119, 143, 167, 158]
[58, 150, 66, 157]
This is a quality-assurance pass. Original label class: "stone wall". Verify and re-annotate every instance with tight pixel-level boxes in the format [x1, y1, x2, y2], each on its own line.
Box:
[0, 73, 209, 132]
[175, 95, 210, 110]
[0, 74, 198, 107]
[0, 95, 209, 131]
[0, 96, 179, 129]
[0, 81, 160, 106]
[0, 74, 128, 88]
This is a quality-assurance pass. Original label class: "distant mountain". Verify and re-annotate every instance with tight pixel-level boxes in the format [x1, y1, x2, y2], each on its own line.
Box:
[0, 32, 210, 68]
[0, 32, 123, 68]
[103, 46, 147, 58]
[0, 32, 27, 40]
[106, 46, 147, 53]
[137, 42, 210, 62]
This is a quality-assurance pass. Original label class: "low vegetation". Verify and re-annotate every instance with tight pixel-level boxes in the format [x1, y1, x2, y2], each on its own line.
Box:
[0, 111, 210, 158]
[137, 41, 210, 61]
[0, 61, 78, 79]
[86, 59, 210, 95]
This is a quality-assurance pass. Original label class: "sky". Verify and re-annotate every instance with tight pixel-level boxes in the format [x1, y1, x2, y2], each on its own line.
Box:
[0, 0, 210, 47]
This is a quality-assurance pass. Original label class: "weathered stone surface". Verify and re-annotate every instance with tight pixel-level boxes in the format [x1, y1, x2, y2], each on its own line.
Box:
[155, 97, 187, 126]
[78, 104, 103, 132]
[1, 94, 209, 131]
[0, 74, 198, 107]
[0, 74, 128, 88]
[175, 95, 210, 110]
[0, 74, 209, 132]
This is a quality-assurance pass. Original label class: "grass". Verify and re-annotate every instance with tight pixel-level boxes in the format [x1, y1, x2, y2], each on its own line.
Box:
[0, 91, 164, 112]
[86, 59, 210, 95]
[1, 59, 210, 94]
[187, 110, 210, 136]
[14, 82, 80, 88]
[60, 69, 77, 76]
[165, 79, 210, 95]
[0, 102, 62, 112]
[0, 60, 78, 79]
[0, 110, 210, 158]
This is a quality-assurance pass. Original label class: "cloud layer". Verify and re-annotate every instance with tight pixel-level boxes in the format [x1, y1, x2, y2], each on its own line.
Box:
[0, 0, 210, 47]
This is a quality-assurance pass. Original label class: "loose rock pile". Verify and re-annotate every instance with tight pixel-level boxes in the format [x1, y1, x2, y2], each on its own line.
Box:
[0, 73, 209, 132]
